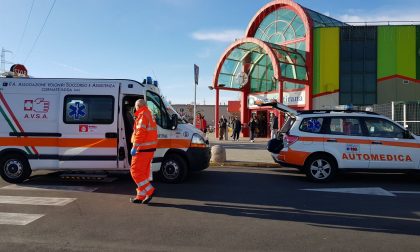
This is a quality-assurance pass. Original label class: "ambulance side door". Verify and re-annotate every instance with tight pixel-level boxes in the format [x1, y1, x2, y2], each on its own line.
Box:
[323, 116, 371, 169]
[59, 93, 118, 169]
[364, 117, 418, 170]
[145, 91, 172, 172]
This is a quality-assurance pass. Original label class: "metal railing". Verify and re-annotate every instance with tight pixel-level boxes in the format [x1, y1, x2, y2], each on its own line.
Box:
[354, 101, 420, 135]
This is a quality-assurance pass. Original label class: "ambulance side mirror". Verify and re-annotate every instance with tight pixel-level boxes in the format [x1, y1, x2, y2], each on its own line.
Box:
[171, 114, 178, 130]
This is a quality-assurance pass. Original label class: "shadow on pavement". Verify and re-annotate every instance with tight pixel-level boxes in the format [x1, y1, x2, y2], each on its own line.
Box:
[22, 168, 420, 236]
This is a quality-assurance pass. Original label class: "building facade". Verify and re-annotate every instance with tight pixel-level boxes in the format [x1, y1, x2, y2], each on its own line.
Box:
[172, 104, 230, 127]
[211, 0, 420, 138]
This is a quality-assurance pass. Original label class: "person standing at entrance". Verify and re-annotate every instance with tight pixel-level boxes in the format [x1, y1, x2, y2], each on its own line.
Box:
[270, 113, 279, 139]
[219, 116, 228, 140]
[233, 116, 242, 141]
[130, 99, 158, 204]
[248, 115, 257, 142]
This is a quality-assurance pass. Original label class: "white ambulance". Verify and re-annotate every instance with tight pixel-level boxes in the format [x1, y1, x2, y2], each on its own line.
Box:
[263, 102, 420, 182]
[0, 77, 210, 183]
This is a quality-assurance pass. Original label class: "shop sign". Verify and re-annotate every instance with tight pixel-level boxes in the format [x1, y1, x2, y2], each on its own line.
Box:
[247, 90, 306, 108]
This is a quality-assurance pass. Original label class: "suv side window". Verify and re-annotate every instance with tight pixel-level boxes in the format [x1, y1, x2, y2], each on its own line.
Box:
[365, 118, 405, 139]
[328, 117, 363, 136]
[299, 118, 324, 133]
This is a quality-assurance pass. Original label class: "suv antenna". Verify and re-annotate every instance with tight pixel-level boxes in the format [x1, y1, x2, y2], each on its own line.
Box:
[152, 70, 159, 81]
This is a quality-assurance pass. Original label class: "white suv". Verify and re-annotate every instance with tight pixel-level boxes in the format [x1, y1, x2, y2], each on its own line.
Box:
[264, 102, 420, 182]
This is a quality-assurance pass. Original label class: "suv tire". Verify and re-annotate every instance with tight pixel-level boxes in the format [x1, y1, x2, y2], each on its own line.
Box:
[305, 154, 337, 182]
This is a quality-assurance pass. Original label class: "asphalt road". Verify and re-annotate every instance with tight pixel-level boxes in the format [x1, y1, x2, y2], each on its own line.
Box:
[1, 167, 420, 251]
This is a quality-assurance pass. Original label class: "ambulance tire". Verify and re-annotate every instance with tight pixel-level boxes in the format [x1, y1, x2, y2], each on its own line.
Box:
[159, 154, 188, 184]
[0, 154, 32, 184]
[304, 154, 337, 182]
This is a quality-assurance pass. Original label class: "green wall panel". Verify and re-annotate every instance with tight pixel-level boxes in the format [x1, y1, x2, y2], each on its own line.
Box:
[313, 28, 340, 96]
[378, 26, 416, 79]
[417, 26, 420, 80]
[313, 29, 321, 95]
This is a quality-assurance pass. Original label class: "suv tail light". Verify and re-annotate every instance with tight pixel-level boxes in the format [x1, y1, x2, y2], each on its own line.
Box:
[284, 134, 299, 147]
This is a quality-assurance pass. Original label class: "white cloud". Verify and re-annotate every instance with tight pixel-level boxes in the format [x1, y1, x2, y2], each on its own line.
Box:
[192, 30, 244, 42]
[336, 9, 420, 25]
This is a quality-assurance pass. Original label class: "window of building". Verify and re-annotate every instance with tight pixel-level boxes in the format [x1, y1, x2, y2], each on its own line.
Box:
[253, 8, 306, 47]
[64, 95, 114, 124]
[339, 26, 377, 106]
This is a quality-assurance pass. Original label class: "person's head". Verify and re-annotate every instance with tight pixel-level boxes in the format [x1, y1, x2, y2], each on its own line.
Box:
[221, 115, 225, 119]
[134, 99, 147, 111]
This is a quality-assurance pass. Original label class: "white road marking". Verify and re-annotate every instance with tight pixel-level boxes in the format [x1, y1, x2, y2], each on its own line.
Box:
[301, 187, 396, 197]
[0, 196, 76, 206]
[0, 212, 44, 225]
[1, 184, 97, 192]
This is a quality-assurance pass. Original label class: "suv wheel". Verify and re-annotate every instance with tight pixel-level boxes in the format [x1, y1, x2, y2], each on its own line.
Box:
[305, 155, 337, 182]
[0, 154, 32, 184]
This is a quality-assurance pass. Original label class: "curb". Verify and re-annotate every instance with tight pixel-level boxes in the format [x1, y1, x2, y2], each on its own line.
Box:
[210, 161, 280, 168]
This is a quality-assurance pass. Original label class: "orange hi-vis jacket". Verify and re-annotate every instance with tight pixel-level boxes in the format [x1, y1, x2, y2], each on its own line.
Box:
[131, 106, 158, 151]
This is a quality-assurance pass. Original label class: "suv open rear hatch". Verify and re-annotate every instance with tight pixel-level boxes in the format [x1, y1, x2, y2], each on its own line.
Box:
[256, 101, 298, 117]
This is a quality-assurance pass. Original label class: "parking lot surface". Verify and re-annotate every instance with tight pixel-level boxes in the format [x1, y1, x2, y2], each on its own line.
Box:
[0, 166, 420, 251]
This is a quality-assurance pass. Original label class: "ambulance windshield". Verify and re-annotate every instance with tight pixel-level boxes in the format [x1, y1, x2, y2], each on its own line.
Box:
[162, 97, 187, 124]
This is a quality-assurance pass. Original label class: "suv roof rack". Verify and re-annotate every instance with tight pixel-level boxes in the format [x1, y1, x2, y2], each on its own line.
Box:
[297, 110, 379, 115]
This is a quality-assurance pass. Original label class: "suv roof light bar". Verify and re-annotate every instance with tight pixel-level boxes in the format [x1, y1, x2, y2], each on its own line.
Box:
[297, 110, 379, 115]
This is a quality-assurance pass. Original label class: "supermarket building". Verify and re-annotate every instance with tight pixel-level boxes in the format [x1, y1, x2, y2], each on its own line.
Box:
[212, 0, 420, 137]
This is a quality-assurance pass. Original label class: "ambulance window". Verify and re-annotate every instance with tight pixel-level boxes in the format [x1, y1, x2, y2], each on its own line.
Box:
[146, 91, 169, 129]
[328, 117, 362, 136]
[364, 118, 405, 138]
[300, 118, 324, 133]
[64, 95, 114, 124]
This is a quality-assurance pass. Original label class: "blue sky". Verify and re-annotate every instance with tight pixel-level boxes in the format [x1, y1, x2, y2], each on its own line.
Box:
[1, 0, 420, 104]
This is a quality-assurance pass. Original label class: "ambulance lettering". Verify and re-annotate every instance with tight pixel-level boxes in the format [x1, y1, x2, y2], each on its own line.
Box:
[342, 153, 413, 162]
[23, 98, 49, 120]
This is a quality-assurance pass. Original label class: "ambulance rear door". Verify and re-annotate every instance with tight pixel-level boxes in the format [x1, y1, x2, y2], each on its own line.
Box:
[58, 81, 119, 170]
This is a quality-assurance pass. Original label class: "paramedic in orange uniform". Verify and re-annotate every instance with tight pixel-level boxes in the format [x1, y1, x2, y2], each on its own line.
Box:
[130, 99, 158, 204]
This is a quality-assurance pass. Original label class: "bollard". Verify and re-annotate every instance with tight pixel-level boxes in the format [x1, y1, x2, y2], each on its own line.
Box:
[211, 145, 226, 163]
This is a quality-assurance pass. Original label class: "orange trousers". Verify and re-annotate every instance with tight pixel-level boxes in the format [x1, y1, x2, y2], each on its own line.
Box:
[131, 152, 155, 200]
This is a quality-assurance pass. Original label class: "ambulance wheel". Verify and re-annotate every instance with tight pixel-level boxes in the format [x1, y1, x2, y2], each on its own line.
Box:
[305, 154, 337, 182]
[0, 154, 32, 184]
[159, 154, 188, 183]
